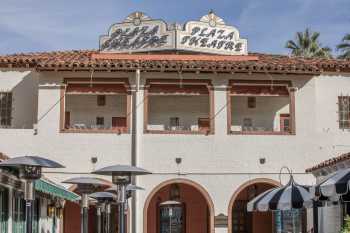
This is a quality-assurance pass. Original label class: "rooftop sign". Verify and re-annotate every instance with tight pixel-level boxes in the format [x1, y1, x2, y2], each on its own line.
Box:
[100, 11, 247, 55]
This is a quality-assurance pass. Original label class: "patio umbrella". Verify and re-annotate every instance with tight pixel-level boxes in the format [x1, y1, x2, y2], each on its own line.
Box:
[247, 175, 313, 212]
[311, 167, 350, 198]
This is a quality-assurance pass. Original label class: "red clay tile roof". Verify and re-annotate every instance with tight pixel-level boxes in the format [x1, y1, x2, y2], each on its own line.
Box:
[0, 50, 349, 74]
[305, 152, 350, 173]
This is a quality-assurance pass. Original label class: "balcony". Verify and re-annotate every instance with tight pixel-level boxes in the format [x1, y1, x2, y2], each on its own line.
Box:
[60, 79, 130, 133]
[228, 80, 295, 135]
[144, 79, 214, 135]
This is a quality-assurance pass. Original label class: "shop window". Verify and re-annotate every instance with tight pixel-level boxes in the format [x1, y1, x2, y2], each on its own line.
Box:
[0, 92, 12, 127]
[97, 95, 106, 106]
[159, 204, 185, 233]
[339, 96, 350, 129]
[96, 117, 104, 126]
[247, 97, 256, 108]
[274, 209, 305, 233]
[232, 200, 250, 233]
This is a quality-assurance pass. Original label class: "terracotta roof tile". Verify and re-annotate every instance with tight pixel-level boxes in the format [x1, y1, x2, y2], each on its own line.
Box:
[0, 50, 349, 74]
[305, 152, 350, 173]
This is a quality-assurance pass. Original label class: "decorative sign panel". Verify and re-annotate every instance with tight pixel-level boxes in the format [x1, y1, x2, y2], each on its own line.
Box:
[177, 13, 247, 55]
[100, 11, 248, 55]
[100, 12, 175, 53]
[214, 213, 228, 227]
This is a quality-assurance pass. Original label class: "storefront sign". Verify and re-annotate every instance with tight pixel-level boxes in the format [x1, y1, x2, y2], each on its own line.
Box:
[100, 11, 248, 55]
[177, 13, 247, 55]
[100, 12, 175, 53]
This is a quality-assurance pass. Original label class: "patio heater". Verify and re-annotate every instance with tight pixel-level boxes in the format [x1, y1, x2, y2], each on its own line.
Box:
[92, 165, 151, 233]
[90, 192, 117, 233]
[106, 184, 145, 224]
[63, 177, 112, 233]
[0, 156, 65, 233]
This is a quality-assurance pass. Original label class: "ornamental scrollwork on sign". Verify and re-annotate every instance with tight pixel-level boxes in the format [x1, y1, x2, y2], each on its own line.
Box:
[99, 11, 248, 55]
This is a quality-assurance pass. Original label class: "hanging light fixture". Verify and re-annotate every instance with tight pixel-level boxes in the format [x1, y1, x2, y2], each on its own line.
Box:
[169, 184, 180, 201]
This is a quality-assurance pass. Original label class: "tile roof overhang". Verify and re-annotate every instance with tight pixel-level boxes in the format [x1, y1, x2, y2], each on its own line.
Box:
[305, 152, 350, 173]
[0, 50, 349, 74]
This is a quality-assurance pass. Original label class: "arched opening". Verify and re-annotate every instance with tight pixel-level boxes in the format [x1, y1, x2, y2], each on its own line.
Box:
[228, 179, 279, 233]
[144, 179, 215, 233]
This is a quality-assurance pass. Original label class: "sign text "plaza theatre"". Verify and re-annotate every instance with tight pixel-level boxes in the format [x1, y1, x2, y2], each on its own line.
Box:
[100, 11, 248, 55]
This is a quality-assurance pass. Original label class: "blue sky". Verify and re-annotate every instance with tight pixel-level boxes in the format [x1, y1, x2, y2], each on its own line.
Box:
[0, 0, 349, 55]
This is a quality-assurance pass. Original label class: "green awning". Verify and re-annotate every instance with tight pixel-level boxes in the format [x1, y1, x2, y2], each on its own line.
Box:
[34, 179, 80, 202]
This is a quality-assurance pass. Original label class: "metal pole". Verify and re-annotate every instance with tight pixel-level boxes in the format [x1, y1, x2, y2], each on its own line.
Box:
[101, 204, 105, 233]
[25, 180, 34, 233]
[81, 193, 89, 233]
[25, 200, 33, 233]
[97, 205, 102, 233]
[106, 203, 111, 233]
[119, 185, 126, 233]
[119, 203, 125, 233]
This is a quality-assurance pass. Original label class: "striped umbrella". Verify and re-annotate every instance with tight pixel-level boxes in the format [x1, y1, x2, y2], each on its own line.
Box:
[312, 167, 350, 199]
[247, 176, 314, 212]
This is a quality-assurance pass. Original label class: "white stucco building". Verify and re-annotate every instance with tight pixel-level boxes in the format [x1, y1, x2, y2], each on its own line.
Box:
[0, 11, 350, 233]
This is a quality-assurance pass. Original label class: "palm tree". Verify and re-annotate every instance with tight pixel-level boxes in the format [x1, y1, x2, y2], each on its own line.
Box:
[286, 28, 332, 58]
[337, 34, 350, 59]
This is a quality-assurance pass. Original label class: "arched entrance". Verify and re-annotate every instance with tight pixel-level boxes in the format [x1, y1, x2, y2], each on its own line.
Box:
[144, 179, 215, 233]
[228, 178, 279, 233]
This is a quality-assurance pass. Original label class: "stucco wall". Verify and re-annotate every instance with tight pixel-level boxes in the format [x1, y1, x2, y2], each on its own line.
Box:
[0, 70, 38, 129]
[1, 71, 350, 233]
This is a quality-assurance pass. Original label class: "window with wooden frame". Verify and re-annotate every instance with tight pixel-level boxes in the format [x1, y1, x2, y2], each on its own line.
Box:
[0, 92, 12, 128]
[247, 97, 256, 108]
[97, 95, 106, 106]
[339, 96, 350, 129]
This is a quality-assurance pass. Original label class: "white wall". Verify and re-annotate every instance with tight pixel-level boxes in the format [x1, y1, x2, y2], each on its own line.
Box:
[11, 71, 39, 129]
[66, 94, 126, 128]
[1, 71, 350, 233]
[0, 70, 38, 129]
